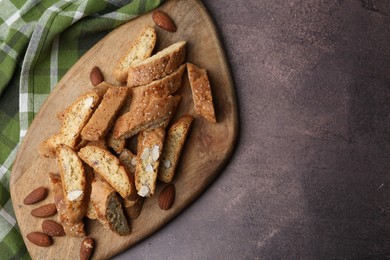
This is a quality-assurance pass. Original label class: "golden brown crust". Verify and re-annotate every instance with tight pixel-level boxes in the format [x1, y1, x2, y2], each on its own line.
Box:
[158, 115, 194, 183]
[113, 95, 179, 140]
[56, 145, 88, 224]
[187, 63, 217, 123]
[114, 26, 156, 84]
[135, 127, 165, 197]
[130, 63, 186, 116]
[106, 89, 132, 154]
[127, 41, 186, 87]
[81, 87, 129, 141]
[78, 145, 133, 199]
[49, 173, 86, 237]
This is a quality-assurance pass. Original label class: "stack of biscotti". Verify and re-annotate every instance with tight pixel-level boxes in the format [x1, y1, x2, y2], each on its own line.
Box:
[35, 22, 219, 243]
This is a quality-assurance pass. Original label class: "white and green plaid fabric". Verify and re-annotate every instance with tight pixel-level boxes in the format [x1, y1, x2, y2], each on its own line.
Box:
[0, 0, 164, 258]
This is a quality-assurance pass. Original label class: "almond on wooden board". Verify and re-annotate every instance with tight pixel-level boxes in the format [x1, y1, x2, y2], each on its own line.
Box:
[80, 237, 95, 260]
[23, 187, 48, 205]
[42, 220, 66, 237]
[158, 183, 175, 210]
[90, 66, 104, 86]
[31, 203, 57, 218]
[26, 232, 52, 247]
[152, 10, 177, 32]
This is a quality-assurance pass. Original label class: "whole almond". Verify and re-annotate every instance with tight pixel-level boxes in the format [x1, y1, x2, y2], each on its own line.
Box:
[80, 237, 95, 260]
[26, 232, 52, 247]
[42, 220, 66, 237]
[90, 66, 104, 86]
[31, 203, 57, 218]
[152, 10, 177, 32]
[24, 187, 48, 205]
[158, 183, 175, 210]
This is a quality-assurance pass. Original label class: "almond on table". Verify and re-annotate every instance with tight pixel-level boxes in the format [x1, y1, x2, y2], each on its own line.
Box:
[158, 183, 175, 210]
[80, 237, 95, 260]
[42, 220, 66, 237]
[30, 203, 57, 218]
[90, 66, 104, 86]
[26, 232, 52, 247]
[23, 187, 48, 205]
[152, 10, 177, 32]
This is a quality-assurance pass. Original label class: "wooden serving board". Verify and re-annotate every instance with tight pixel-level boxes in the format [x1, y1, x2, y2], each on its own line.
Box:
[10, 0, 238, 259]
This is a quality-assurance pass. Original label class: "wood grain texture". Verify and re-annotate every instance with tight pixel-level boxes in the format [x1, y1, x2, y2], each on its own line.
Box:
[10, 0, 238, 259]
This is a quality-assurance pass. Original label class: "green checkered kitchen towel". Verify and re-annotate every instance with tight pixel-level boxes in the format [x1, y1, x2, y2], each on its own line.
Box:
[0, 0, 164, 258]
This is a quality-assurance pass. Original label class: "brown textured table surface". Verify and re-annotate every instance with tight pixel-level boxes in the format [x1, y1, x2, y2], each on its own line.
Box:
[116, 0, 390, 258]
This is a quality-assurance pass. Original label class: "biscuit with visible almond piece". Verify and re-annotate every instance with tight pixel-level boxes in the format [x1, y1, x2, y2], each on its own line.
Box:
[56, 145, 88, 224]
[39, 87, 107, 157]
[135, 127, 165, 197]
[49, 173, 86, 237]
[158, 115, 194, 183]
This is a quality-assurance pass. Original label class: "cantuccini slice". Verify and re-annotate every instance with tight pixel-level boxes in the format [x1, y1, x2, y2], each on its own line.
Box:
[56, 144, 88, 223]
[85, 200, 98, 220]
[187, 63, 217, 123]
[76, 139, 108, 151]
[78, 145, 132, 199]
[106, 92, 132, 154]
[119, 148, 138, 175]
[81, 87, 129, 141]
[127, 41, 186, 87]
[90, 178, 131, 236]
[39, 88, 107, 157]
[106, 130, 127, 154]
[119, 148, 144, 218]
[113, 95, 180, 140]
[135, 127, 165, 197]
[49, 173, 86, 237]
[131, 63, 186, 107]
[114, 26, 157, 84]
[158, 115, 194, 183]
